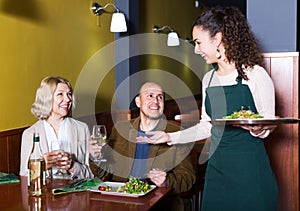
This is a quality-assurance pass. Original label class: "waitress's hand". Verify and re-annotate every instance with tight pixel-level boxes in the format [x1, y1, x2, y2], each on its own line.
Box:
[234, 124, 277, 135]
[136, 131, 171, 144]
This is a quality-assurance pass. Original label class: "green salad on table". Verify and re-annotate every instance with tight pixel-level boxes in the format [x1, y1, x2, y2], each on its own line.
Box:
[116, 178, 151, 194]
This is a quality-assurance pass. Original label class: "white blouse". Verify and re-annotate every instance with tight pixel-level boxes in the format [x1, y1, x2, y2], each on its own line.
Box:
[170, 65, 275, 144]
[43, 118, 71, 152]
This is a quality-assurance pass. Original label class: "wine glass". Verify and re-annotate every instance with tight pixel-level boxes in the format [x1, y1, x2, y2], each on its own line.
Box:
[51, 140, 70, 179]
[92, 125, 107, 163]
[50, 140, 64, 178]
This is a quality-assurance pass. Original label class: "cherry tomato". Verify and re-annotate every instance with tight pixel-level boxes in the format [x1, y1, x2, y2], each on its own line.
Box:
[99, 186, 106, 191]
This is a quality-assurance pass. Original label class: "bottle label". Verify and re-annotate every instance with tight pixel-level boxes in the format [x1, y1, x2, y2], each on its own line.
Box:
[28, 159, 46, 196]
[29, 160, 40, 180]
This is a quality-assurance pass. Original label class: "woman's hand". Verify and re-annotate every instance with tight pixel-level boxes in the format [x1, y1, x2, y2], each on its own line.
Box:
[234, 124, 277, 135]
[147, 168, 167, 187]
[44, 151, 72, 170]
[44, 151, 60, 170]
[89, 136, 102, 159]
[57, 151, 73, 170]
[136, 131, 171, 144]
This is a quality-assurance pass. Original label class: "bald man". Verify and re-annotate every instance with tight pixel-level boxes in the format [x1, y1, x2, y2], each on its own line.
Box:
[89, 82, 195, 210]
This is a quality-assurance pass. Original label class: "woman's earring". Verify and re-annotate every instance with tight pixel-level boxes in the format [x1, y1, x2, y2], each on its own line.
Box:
[216, 49, 221, 59]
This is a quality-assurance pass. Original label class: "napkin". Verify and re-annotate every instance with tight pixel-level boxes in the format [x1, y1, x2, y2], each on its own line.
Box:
[52, 177, 102, 195]
[0, 172, 20, 184]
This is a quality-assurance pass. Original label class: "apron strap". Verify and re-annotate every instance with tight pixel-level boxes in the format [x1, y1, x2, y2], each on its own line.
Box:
[207, 63, 219, 87]
[208, 70, 216, 87]
[208, 65, 243, 87]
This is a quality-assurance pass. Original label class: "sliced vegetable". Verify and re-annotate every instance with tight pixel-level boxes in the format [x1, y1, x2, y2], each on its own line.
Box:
[99, 185, 112, 191]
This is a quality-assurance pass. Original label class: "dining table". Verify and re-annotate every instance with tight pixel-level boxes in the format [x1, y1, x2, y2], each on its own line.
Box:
[0, 176, 172, 211]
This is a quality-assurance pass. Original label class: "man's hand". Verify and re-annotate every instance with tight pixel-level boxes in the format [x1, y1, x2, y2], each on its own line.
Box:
[89, 136, 102, 158]
[147, 168, 167, 187]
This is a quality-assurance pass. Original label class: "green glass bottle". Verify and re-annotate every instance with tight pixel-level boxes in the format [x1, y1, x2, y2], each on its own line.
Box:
[28, 133, 46, 196]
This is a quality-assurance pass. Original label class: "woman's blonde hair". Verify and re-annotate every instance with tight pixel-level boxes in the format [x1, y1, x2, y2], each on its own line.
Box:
[31, 76, 74, 120]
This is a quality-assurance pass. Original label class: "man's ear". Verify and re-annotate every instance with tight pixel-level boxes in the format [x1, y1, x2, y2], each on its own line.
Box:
[135, 96, 141, 108]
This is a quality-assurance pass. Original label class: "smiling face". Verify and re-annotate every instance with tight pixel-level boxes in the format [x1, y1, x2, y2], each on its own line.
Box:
[50, 83, 72, 119]
[192, 25, 221, 64]
[135, 82, 164, 120]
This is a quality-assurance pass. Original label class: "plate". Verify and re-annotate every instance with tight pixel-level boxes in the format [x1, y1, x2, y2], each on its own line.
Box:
[211, 118, 300, 125]
[90, 181, 156, 197]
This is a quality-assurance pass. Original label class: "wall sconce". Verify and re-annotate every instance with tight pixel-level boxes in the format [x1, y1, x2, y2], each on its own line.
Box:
[153, 25, 180, 46]
[90, 2, 127, 32]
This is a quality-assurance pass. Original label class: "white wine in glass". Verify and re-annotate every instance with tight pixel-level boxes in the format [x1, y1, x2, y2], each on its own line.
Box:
[92, 125, 107, 162]
[50, 140, 64, 179]
[50, 140, 70, 179]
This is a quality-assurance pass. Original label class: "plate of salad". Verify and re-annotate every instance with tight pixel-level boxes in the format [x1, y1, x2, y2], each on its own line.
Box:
[211, 107, 300, 125]
[90, 178, 156, 197]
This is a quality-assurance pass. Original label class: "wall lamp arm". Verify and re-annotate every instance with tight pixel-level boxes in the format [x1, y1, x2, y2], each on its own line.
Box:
[153, 25, 174, 33]
[91, 2, 120, 16]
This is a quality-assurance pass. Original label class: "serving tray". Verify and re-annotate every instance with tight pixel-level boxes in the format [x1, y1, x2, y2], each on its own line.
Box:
[211, 118, 300, 125]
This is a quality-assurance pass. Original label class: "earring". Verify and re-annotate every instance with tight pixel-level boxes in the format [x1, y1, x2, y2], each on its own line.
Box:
[216, 49, 221, 59]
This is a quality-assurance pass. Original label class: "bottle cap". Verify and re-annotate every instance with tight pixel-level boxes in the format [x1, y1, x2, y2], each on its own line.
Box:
[33, 133, 40, 142]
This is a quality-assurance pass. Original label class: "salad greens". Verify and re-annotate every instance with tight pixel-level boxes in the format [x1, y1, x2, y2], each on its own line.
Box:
[116, 178, 151, 194]
[223, 106, 263, 119]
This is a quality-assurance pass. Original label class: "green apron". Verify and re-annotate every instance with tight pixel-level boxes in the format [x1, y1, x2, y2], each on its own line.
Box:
[201, 71, 278, 211]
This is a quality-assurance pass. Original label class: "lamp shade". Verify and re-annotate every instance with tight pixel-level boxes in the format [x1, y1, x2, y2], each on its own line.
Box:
[167, 32, 180, 46]
[110, 13, 127, 32]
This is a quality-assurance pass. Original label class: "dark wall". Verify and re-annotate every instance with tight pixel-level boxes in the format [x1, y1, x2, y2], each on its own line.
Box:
[247, 0, 297, 52]
[202, 0, 246, 15]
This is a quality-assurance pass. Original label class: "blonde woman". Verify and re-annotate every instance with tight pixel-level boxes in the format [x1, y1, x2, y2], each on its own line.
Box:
[20, 76, 93, 179]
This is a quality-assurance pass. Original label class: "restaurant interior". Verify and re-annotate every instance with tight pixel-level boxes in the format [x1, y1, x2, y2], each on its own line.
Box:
[0, 0, 298, 210]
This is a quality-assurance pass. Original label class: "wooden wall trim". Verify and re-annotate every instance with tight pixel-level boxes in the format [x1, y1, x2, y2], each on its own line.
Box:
[0, 127, 28, 138]
[0, 127, 27, 174]
[263, 52, 299, 211]
[263, 52, 299, 57]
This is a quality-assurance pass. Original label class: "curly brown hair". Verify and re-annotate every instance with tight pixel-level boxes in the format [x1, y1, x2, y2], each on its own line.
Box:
[192, 6, 264, 80]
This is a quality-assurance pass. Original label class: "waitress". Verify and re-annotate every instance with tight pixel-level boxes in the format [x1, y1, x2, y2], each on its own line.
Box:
[137, 6, 278, 211]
